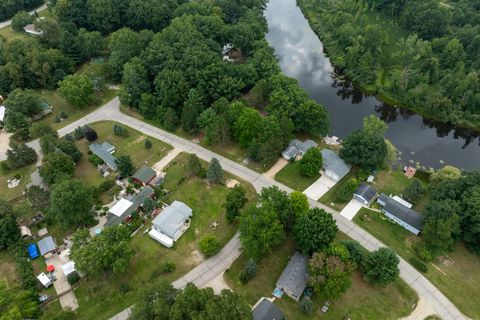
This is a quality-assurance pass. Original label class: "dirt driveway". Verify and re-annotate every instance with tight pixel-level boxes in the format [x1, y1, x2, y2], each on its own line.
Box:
[46, 254, 79, 311]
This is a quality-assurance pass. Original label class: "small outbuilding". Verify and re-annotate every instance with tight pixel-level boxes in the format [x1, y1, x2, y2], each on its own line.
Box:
[132, 167, 157, 186]
[37, 273, 52, 288]
[320, 149, 351, 182]
[0, 105, 5, 123]
[152, 201, 192, 242]
[37, 236, 57, 256]
[20, 225, 33, 238]
[23, 24, 43, 36]
[275, 251, 308, 301]
[61, 261, 77, 277]
[252, 297, 285, 320]
[148, 228, 174, 248]
[353, 183, 378, 205]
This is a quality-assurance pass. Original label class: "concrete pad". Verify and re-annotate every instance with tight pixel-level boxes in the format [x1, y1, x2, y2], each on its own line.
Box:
[339, 199, 363, 220]
[263, 158, 288, 179]
[59, 292, 79, 311]
[303, 175, 337, 200]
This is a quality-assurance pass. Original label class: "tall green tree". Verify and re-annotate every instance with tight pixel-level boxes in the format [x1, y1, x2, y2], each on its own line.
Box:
[70, 225, 134, 276]
[115, 155, 135, 177]
[39, 152, 75, 185]
[181, 89, 204, 134]
[0, 200, 20, 250]
[294, 208, 338, 255]
[206, 158, 223, 184]
[119, 57, 150, 108]
[6, 142, 37, 169]
[339, 129, 387, 170]
[299, 148, 323, 178]
[363, 247, 400, 286]
[224, 184, 247, 223]
[0, 281, 39, 320]
[59, 74, 94, 108]
[48, 179, 94, 227]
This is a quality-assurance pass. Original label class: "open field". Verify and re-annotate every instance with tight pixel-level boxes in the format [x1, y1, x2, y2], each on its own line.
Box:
[274, 160, 320, 192]
[73, 152, 257, 319]
[224, 236, 417, 320]
[354, 207, 480, 319]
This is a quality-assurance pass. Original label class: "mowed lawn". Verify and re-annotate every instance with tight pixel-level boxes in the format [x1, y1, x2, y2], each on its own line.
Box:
[37, 89, 117, 131]
[319, 168, 358, 211]
[224, 236, 417, 320]
[73, 152, 257, 319]
[275, 161, 320, 192]
[355, 208, 480, 319]
[74, 121, 172, 187]
[0, 250, 17, 287]
[0, 164, 36, 201]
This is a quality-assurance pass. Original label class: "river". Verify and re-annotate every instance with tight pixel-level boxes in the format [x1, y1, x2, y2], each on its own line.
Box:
[264, 0, 480, 170]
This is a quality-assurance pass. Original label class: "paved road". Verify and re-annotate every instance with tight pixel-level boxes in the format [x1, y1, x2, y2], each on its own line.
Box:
[1, 97, 467, 320]
[0, 3, 48, 29]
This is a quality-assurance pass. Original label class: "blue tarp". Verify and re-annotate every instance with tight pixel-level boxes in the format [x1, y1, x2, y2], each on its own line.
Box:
[28, 244, 39, 259]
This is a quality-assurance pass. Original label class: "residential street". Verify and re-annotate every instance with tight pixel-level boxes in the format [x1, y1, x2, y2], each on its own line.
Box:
[0, 3, 48, 29]
[0, 97, 466, 320]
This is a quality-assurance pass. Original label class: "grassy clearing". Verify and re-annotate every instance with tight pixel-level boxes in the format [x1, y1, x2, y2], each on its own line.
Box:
[224, 236, 417, 320]
[37, 88, 117, 131]
[0, 164, 36, 201]
[274, 160, 319, 192]
[73, 152, 257, 319]
[0, 250, 17, 287]
[354, 207, 480, 319]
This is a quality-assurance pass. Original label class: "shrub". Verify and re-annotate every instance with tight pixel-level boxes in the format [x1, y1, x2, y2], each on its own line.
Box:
[54, 116, 61, 123]
[162, 261, 176, 273]
[119, 282, 131, 294]
[198, 168, 207, 178]
[60, 112, 68, 119]
[300, 297, 313, 314]
[150, 269, 161, 280]
[409, 257, 428, 273]
[98, 179, 115, 193]
[415, 244, 434, 262]
[0, 161, 9, 172]
[334, 178, 359, 203]
[74, 126, 85, 140]
[340, 240, 367, 265]
[144, 138, 152, 149]
[67, 273, 80, 285]
[64, 134, 74, 142]
[88, 154, 104, 166]
[113, 123, 129, 137]
[11, 11, 34, 31]
[239, 259, 257, 283]
[199, 235, 220, 257]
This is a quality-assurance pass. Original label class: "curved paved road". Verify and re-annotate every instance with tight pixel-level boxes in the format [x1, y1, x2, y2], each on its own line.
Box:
[0, 3, 48, 29]
[0, 97, 467, 320]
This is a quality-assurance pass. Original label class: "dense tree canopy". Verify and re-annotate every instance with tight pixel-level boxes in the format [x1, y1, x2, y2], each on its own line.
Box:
[58, 74, 94, 108]
[224, 184, 248, 223]
[340, 128, 387, 170]
[0, 200, 21, 251]
[39, 151, 75, 185]
[0, 281, 39, 320]
[294, 207, 338, 255]
[0, 0, 43, 21]
[6, 141, 37, 169]
[70, 225, 133, 276]
[363, 247, 400, 286]
[299, 148, 323, 178]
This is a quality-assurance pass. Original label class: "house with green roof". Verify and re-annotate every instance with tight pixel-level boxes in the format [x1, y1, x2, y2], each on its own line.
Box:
[132, 167, 157, 186]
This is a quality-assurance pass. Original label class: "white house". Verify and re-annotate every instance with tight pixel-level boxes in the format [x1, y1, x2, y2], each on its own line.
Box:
[150, 201, 192, 247]
[320, 149, 351, 182]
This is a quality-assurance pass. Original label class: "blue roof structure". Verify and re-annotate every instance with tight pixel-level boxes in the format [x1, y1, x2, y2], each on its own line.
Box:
[28, 244, 39, 259]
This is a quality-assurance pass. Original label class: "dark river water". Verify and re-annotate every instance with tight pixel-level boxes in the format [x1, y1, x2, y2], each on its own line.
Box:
[264, 0, 480, 170]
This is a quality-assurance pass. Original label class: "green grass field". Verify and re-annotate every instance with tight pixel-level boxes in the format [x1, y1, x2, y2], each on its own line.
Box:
[319, 168, 358, 210]
[224, 236, 417, 320]
[0, 250, 17, 287]
[354, 208, 480, 319]
[274, 161, 320, 192]
[73, 152, 257, 319]
[0, 164, 36, 201]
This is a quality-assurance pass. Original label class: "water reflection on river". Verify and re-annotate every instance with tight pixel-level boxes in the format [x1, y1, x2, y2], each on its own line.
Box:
[264, 0, 480, 170]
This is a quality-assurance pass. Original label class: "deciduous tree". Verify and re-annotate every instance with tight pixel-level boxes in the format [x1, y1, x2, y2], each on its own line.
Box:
[115, 155, 135, 177]
[39, 152, 75, 185]
[299, 148, 323, 178]
[363, 247, 400, 286]
[59, 74, 94, 108]
[6, 142, 37, 169]
[224, 184, 247, 223]
[294, 208, 338, 255]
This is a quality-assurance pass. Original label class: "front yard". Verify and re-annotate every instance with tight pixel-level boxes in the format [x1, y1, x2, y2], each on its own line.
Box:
[274, 160, 320, 191]
[224, 236, 417, 320]
[72, 152, 257, 319]
[354, 208, 480, 319]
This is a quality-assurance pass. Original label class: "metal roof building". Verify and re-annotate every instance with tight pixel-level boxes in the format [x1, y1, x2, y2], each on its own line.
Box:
[152, 201, 192, 241]
[106, 187, 154, 226]
[132, 167, 157, 186]
[37, 236, 56, 256]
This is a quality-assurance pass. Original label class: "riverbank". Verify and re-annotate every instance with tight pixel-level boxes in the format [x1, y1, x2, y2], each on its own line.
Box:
[297, 0, 480, 133]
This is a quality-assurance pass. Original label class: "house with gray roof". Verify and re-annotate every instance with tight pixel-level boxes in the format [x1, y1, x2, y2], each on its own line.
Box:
[132, 167, 157, 186]
[37, 236, 56, 256]
[320, 149, 351, 182]
[106, 187, 154, 227]
[282, 139, 318, 160]
[152, 201, 192, 241]
[252, 298, 284, 320]
[89, 142, 117, 170]
[275, 251, 308, 301]
[377, 193, 424, 235]
[354, 183, 378, 205]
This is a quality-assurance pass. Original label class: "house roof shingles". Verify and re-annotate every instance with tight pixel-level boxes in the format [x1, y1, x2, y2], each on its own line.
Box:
[354, 183, 378, 203]
[252, 298, 285, 320]
[320, 149, 351, 179]
[276, 251, 308, 299]
[133, 167, 157, 184]
[378, 193, 424, 231]
[105, 187, 154, 226]
[152, 201, 192, 240]
[89, 142, 117, 170]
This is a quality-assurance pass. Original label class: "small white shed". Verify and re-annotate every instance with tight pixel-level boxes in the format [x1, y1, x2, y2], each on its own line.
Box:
[61, 261, 76, 277]
[148, 228, 173, 248]
[37, 273, 52, 288]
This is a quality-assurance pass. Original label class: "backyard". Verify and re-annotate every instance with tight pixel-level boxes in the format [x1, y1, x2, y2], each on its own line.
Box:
[355, 208, 480, 319]
[0, 164, 36, 201]
[72, 152, 257, 319]
[224, 236, 417, 320]
[73, 121, 172, 187]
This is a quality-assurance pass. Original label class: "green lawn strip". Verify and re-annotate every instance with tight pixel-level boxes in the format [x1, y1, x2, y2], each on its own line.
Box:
[274, 161, 319, 192]
[224, 235, 417, 320]
[73, 152, 256, 319]
[0, 250, 17, 287]
[319, 168, 358, 210]
[354, 207, 480, 318]
[0, 164, 36, 201]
